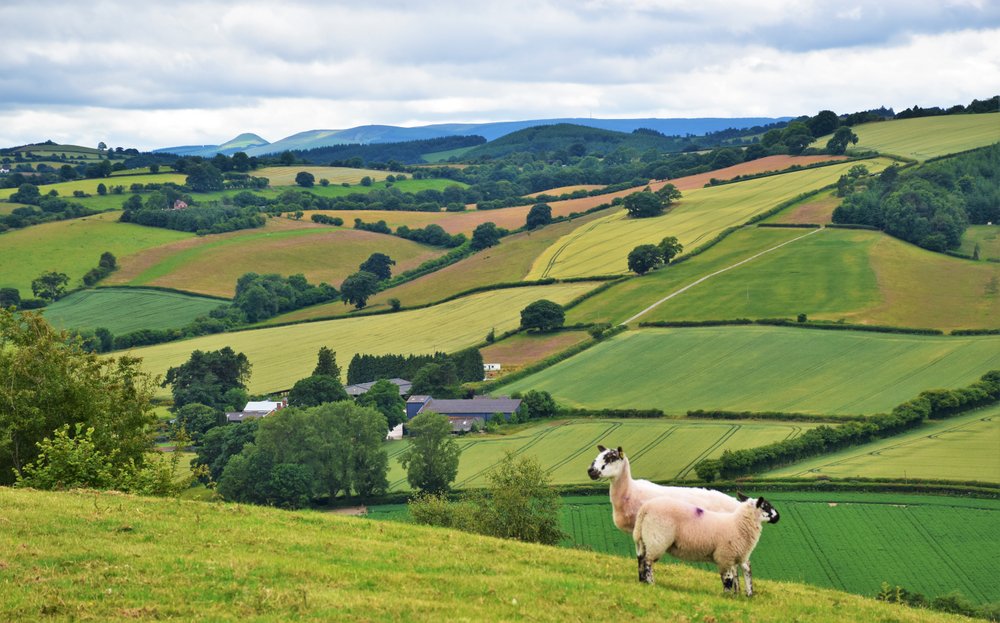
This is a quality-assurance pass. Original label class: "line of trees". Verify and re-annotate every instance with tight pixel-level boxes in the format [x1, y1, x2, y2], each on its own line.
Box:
[347, 348, 485, 386]
[694, 370, 1000, 481]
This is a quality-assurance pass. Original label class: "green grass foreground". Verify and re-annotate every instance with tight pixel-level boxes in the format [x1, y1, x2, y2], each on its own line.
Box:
[0, 488, 968, 622]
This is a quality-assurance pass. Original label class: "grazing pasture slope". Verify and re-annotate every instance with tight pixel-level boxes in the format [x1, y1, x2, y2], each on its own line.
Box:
[42, 288, 225, 333]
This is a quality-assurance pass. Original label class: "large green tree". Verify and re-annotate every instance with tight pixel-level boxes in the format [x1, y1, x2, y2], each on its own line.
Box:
[359, 253, 396, 281]
[520, 299, 565, 332]
[657, 236, 683, 263]
[0, 310, 157, 485]
[410, 361, 462, 399]
[398, 411, 461, 493]
[470, 222, 502, 250]
[313, 346, 341, 378]
[627, 244, 663, 275]
[358, 379, 406, 430]
[826, 126, 859, 155]
[184, 163, 224, 192]
[340, 270, 380, 309]
[162, 347, 252, 412]
[525, 203, 553, 229]
[288, 374, 349, 408]
[623, 191, 666, 218]
[31, 271, 69, 301]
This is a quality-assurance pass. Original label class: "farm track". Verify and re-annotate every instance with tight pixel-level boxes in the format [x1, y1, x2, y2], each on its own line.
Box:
[899, 509, 986, 602]
[453, 420, 585, 488]
[628, 426, 680, 463]
[541, 423, 625, 477]
[674, 424, 740, 479]
[622, 227, 823, 324]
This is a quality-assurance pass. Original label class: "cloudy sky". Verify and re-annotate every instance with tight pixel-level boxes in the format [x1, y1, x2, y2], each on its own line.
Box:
[2, 0, 998, 151]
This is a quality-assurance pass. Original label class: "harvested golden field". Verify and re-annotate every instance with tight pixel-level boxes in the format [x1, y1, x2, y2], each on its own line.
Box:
[479, 330, 591, 372]
[768, 190, 841, 224]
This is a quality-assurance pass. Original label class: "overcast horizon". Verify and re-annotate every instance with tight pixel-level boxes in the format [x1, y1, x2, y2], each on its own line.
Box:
[2, 0, 998, 151]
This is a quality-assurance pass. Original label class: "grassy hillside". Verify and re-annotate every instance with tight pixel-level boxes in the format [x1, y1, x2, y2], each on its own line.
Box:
[636, 228, 1000, 330]
[41, 288, 225, 333]
[0, 212, 192, 294]
[526, 158, 894, 279]
[126, 282, 597, 396]
[383, 418, 819, 490]
[766, 404, 1000, 481]
[500, 327, 1000, 415]
[252, 166, 398, 186]
[813, 113, 1000, 161]
[0, 489, 964, 623]
[960, 225, 1000, 261]
[0, 173, 187, 200]
[104, 220, 445, 298]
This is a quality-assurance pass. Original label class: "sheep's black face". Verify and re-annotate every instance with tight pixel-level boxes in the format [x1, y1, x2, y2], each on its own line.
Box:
[587, 445, 625, 480]
[757, 497, 780, 524]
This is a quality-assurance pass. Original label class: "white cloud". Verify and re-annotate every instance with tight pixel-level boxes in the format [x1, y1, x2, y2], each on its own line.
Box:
[0, 0, 996, 150]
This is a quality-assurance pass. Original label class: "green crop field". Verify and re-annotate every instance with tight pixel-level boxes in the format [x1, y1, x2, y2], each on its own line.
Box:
[633, 228, 1000, 330]
[253, 166, 399, 186]
[41, 288, 225, 333]
[766, 404, 1000, 482]
[550, 492, 1000, 605]
[0, 173, 188, 200]
[267, 210, 613, 323]
[812, 113, 1000, 161]
[501, 327, 1000, 415]
[382, 418, 818, 491]
[526, 158, 894, 279]
[105, 222, 445, 298]
[1, 490, 959, 623]
[125, 282, 597, 396]
[960, 225, 1000, 260]
[0, 212, 192, 294]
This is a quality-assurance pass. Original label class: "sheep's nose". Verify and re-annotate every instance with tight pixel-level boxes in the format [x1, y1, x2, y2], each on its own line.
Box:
[587, 467, 599, 479]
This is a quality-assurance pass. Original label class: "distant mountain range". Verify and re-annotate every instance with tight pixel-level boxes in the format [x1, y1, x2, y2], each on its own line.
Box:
[153, 117, 791, 158]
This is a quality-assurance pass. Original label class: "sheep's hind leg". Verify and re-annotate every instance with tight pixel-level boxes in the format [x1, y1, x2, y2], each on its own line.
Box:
[637, 553, 654, 584]
[720, 566, 738, 593]
[742, 561, 753, 597]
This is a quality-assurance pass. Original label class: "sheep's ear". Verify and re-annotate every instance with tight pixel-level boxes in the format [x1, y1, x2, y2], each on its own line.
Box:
[756, 497, 766, 508]
[736, 491, 749, 502]
[617, 446, 623, 456]
[597, 445, 607, 452]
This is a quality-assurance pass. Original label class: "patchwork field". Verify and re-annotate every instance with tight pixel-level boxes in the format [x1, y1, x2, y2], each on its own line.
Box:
[767, 189, 840, 224]
[0, 212, 192, 294]
[526, 158, 893, 279]
[252, 166, 399, 186]
[266, 210, 613, 322]
[500, 327, 1000, 415]
[550, 492, 1000, 605]
[382, 418, 818, 490]
[125, 282, 597, 396]
[960, 224, 1000, 261]
[42, 288, 225, 333]
[105, 221, 445, 298]
[478, 330, 592, 371]
[766, 404, 1000, 482]
[0, 173, 188, 200]
[635, 228, 1000, 330]
[812, 113, 1000, 161]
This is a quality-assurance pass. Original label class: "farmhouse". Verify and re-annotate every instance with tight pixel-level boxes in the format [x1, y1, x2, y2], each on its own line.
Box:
[345, 377, 412, 398]
[405, 395, 522, 432]
[226, 399, 287, 422]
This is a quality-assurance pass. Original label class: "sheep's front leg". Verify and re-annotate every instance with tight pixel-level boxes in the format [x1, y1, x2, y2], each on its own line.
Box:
[742, 561, 753, 597]
[720, 566, 738, 593]
[637, 553, 654, 584]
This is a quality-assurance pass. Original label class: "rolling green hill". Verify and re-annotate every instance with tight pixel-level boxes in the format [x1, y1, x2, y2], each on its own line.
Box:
[813, 113, 1000, 161]
[500, 326, 1000, 415]
[0, 488, 964, 622]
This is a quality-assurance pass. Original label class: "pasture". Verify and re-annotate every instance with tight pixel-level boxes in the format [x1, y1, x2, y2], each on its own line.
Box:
[960, 224, 1000, 261]
[125, 282, 597, 396]
[41, 288, 225, 333]
[1, 489, 959, 623]
[0, 173, 188, 200]
[0, 212, 191, 294]
[812, 113, 1000, 161]
[634, 228, 1000, 330]
[382, 417, 817, 491]
[526, 158, 894, 279]
[267, 210, 613, 322]
[478, 330, 592, 372]
[252, 166, 399, 186]
[553, 492, 1000, 605]
[105, 221, 445, 298]
[766, 404, 1000, 482]
[500, 327, 1000, 415]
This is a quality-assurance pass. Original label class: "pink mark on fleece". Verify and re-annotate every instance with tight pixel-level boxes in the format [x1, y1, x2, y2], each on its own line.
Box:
[695, 507, 704, 516]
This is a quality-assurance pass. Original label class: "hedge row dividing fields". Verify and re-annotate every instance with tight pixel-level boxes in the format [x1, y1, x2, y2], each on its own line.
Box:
[382, 418, 815, 491]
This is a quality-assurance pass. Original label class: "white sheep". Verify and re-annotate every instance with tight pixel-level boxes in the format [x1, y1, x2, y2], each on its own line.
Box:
[586, 445, 740, 533]
[632, 492, 780, 596]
